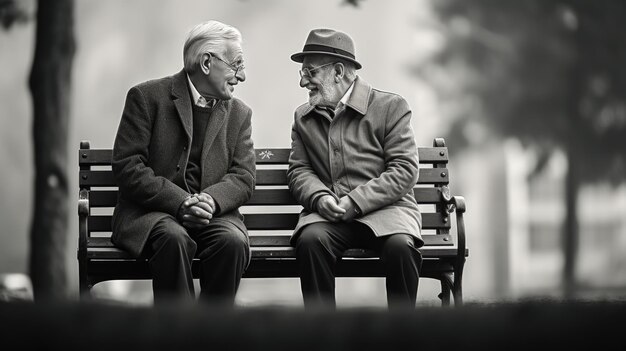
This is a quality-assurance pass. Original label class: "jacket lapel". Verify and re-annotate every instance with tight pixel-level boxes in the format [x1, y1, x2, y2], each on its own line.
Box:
[201, 100, 228, 164]
[171, 69, 193, 140]
[345, 75, 371, 116]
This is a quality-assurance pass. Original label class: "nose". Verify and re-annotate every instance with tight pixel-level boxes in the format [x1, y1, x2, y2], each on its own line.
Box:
[299, 75, 309, 87]
[236, 68, 246, 82]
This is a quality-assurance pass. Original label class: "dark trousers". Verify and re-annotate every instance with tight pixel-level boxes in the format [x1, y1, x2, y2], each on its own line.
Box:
[295, 221, 422, 310]
[144, 216, 250, 305]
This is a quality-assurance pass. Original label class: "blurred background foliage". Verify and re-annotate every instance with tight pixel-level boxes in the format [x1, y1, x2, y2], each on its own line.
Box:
[419, 0, 626, 296]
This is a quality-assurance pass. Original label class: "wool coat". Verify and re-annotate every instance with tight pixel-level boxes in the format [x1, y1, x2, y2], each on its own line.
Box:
[287, 76, 422, 246]
[111, 69, 256, 257]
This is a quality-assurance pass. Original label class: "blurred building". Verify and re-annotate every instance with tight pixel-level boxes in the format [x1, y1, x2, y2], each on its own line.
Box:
[506, 140, 626, 298]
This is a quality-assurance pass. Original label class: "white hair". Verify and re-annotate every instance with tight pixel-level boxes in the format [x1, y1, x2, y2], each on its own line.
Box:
[183, 20, 242, 72]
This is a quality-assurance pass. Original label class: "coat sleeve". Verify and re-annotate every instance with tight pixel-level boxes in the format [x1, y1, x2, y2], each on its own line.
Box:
[202, 108, 256, 214]
[111, 86, 190, 216]
[287, 117, 335, 212]
[347, 97, 419, 215]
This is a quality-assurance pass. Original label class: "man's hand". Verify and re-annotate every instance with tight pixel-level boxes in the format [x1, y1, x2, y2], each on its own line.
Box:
[193, 192, 216, 214]
[316, 195, 346, 222]
[179, 192, 216, 229]
[338, 196, 360, 222]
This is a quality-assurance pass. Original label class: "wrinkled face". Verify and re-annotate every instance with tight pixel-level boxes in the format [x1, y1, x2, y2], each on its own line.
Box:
[201, 40, 246, 100]
[299, 55, 343, 108]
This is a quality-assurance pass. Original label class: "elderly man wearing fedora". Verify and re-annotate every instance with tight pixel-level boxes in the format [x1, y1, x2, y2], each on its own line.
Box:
[287, 28, 423, 309]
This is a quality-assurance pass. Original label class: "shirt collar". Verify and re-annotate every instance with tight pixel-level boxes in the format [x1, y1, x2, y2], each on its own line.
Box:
[339, 80, 355, 107]
[186, 74, 216, 108]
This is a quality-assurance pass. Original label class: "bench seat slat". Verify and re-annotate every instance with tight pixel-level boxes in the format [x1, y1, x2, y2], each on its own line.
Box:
[87, 246, 464, 260]
[88, 233, 454, 248]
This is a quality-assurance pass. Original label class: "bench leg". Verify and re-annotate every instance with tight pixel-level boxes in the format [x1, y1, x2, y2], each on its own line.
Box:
[439, 275, 452, 306]
[79, 278, 93, 301]
[452, 283, 463, 306]
[452, 269, 464, 306]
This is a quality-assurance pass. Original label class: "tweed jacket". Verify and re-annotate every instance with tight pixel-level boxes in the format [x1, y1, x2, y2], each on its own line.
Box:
[287, 76, 422, 246]
[111, 69, 256, 257]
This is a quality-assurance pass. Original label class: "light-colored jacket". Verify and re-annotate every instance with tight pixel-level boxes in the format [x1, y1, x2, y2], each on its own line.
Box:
[287, 76, 422, 246]
[111, 69, 256, 257]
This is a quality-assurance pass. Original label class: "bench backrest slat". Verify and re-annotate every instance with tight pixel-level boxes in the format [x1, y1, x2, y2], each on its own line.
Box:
[80, 168, 449, 187]
[87, 187, 446, 207]
[79, 147, 449, 166]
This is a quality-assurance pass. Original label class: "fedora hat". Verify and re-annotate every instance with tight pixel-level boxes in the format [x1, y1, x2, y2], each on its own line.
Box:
[291, 28, 362, 69]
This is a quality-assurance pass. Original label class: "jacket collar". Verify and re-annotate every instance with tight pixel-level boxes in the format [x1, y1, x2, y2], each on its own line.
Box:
[171, 69, 227, 145]
[344, 75, 370, 115]
[301, 75, 371, 118]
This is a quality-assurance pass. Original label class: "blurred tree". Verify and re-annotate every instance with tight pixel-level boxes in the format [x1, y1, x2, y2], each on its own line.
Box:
[1, 0, 75, 300]
[0, 0, 28, 28]
[420, 0, 626, 296]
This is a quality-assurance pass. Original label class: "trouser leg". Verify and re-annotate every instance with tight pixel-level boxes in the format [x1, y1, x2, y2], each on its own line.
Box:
[295, 222, 353, 310]
[378, 233, 422, 309]
[192, 219, 250, 305]
[144, 216, 197, 304]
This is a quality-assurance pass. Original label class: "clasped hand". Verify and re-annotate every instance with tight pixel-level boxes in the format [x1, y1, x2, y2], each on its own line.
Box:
[316, 195, 359, 222]
[178, 192, 216, 229]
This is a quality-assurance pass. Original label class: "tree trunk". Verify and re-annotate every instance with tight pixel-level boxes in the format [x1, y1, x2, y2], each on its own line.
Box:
[563, 139, 580, 298]
[28, 0, 75, 301]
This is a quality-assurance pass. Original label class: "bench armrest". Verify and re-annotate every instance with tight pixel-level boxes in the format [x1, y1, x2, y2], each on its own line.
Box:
[449, 195, 467, 265]
[77, 189, 90, 259]
[78, 189, 90, 217]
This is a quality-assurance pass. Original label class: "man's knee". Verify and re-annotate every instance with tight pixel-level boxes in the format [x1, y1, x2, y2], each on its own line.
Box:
[151, 217, 197, 256]
[295, 223, 332, 252]
[198, 224, 249, 260]
[219, 228, 249, 254]
[381, 234, 421, 262]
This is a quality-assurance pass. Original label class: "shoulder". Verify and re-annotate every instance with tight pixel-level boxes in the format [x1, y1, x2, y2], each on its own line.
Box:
[294, 102, 312, 119]
[369, 88, 410, 116]
[370, 88, 408, 106]
[128, 74, 175, 99]
[224, 97, 252, 116]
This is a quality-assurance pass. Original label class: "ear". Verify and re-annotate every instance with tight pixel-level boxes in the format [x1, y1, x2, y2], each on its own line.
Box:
[334, 62, 344, 82]
[200, 53, 212, 75]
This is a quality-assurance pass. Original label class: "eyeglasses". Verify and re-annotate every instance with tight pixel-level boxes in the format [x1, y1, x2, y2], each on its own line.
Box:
[299, 62, 336, 78]
[207, 52, 245, 76]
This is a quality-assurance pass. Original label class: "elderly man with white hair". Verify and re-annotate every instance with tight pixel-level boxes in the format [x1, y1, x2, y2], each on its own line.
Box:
[111, 20, 255, 305]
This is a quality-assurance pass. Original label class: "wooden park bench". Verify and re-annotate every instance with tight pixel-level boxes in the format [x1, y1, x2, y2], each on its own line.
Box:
[78, 138, 467, 306]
